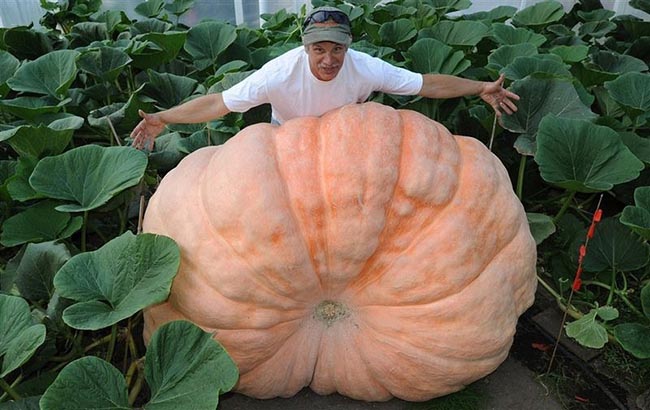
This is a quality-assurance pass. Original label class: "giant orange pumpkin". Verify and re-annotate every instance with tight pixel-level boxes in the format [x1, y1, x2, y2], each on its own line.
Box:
[142, 102, 537, 402]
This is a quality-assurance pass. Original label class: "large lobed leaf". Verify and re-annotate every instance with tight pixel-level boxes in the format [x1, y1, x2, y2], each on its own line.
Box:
[39, 321, 238, 410]
[0, 294, 47, 378]
[29, 145, 148, 212]
[534, 116, 644, 192]
[7, 50, 80, 99]
[53, 232, 180, 330]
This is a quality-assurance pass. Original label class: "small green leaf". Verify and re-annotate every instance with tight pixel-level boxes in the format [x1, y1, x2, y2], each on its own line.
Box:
[621, 186, 650, 239]
[0, 294, 47, 378]
[527, 212, 556, 245]
[145, 321, 239, 409]
[534, 116, 643, 192]
[29, 145, 148, 212]
[641, 280, 650, 318]
[565, 307, 613, 349]
[14, 241, 71, 302]
[614, 323, 650, 359]
[54, 232, 180, 330]
[39, 357, 130, 410]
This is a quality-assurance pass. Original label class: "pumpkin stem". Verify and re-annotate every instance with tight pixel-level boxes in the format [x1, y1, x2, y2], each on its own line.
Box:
[314, 300, 349, 326]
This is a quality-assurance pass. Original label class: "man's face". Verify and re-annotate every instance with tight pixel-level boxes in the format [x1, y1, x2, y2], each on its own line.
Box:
[306, 41, 347, 81]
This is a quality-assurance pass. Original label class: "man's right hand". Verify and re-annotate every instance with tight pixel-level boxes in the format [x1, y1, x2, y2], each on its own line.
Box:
[130, 110, 166, 150]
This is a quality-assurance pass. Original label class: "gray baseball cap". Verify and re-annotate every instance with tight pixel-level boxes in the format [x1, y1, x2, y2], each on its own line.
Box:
[302, 6, 352, 46]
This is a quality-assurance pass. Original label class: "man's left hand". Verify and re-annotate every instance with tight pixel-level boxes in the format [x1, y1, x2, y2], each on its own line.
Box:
[479, 74, 519, 117]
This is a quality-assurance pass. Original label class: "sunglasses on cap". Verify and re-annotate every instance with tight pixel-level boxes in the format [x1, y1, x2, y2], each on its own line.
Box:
[302, 10, 350, 29]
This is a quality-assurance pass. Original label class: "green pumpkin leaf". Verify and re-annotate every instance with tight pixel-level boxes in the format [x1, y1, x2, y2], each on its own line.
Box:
[0, 115, 82, 159]
[87, 84, 154, 134]
[39, 356, 130, 410]
[379, 18, 417, 45]
[614, 323, 650, 359]
[527, 212, 556, 245]
[565, 306, 617, 349]
[486, 43, 538, 73]
[604, 72, 650, 116]
[135, 0, 165, 18]
[502, 54, 572, 81]
[502, 77, 597, 152]
[490, 23, 547, 46]
[40, 321, 237, 410]
[512, 0, 565, 27]
[1, 201, 82, 247]
[463, 6, 517, 22]
[7, 50, 80, 99]
[0, 294, 47, 378]
[133, 31, 187, 67]
[578, 20, 616, 38]
[165, 0, 195, 16]
[144, 70, 198, 109]
[0, 396, 42, 410]
[535, 116, 644, 192]
[0, 97, 66, 122]
[145, 321, 239, 409]
[641, 282, 650, 318]
[582, 218, 650, 272]
[549, 45, 590, 63]
[620, 132, 650, 164]
[185, 21, 237, 71]
[78, 47, 132, 82]
[426, 0, 471, 13]
[621, 187, 650, 239]
[405, 38, 470, 75]
[0, 50, 20, 97]
[14, 241, 71, 302]
[420, 20, 490, 47]
[29, 145, 148, 212]
[54, 232, 180, 330]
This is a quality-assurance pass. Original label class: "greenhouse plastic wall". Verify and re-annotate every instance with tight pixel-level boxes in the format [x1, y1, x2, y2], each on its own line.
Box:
[0, 0, 648, 29]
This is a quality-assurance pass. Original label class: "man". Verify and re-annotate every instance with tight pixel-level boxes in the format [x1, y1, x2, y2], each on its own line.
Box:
[131, 6, 519, 150]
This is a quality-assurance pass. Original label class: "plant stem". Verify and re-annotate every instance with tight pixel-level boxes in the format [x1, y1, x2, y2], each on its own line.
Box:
[607, 268, 617, 306]
[516, 155, 527, 200]
[553, 191, 576, 223]
[488, 114, 497, 151]
[105, 324, 118, 363]
[582, 280, 647, 319]
[0, 377, 21, 401]
[128, 359, 145, 406]
[81, 211, 89, 252]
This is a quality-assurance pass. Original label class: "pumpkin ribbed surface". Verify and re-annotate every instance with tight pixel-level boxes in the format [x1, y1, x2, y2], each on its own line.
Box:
[142, 102, 537, 402]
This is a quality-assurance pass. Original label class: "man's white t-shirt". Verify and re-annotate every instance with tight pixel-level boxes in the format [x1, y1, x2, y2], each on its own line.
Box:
[221, 46, 423, 124]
